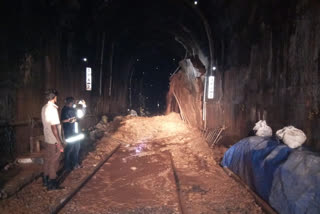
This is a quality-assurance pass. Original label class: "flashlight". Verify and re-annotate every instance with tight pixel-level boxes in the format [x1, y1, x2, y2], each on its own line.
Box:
[73, 99, 87, 119]
[76, 109, 85, 118]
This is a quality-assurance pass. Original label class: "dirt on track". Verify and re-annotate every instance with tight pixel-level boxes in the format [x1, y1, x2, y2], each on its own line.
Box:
[0, 113, 263, 214]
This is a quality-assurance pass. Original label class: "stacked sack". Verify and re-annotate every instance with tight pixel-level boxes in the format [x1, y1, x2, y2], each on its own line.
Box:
[253, 120, 273, 137]
[252, 120, 307, 149]
[276, 126, 307, 149]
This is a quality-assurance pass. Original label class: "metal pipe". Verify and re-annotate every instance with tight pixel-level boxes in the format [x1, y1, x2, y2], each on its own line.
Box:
[99, 32, 105, 96]
[109, 42, 114, 97]
[129, 67, 135, 108]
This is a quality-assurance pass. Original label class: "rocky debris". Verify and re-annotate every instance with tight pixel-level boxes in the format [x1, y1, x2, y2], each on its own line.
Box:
[0, 122, 120, 214]
[0, 113, 264, 214]
[127, 109, 138, 116]
[88, 115, 109, 140]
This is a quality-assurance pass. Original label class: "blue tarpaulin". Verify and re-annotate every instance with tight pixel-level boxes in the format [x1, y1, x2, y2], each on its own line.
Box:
[221, 136, 320, 214]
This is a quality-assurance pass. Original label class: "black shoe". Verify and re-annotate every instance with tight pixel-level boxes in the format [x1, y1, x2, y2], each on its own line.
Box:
[47, 179, 65, 191]
[42, 175, 49, 187]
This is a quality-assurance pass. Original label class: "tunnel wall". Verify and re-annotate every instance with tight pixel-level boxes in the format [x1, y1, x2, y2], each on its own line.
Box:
[208, 0, 320, 150]
[0, 2, 129, 157]
[0, 37, 127, 156]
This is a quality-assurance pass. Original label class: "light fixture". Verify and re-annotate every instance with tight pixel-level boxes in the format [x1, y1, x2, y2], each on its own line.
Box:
[82, 58, 87, 62]
[212, 66, 217, 71]
[194, 1, 198, 5]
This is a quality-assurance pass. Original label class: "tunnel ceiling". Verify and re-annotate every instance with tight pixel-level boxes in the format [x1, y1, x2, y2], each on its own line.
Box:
[96, 0, 208, 49]
[1, 0, 218, 113]
[89, 0, 213, 113]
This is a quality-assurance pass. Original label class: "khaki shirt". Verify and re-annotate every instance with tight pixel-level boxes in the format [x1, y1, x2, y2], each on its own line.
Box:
[41, 101, 61, 144]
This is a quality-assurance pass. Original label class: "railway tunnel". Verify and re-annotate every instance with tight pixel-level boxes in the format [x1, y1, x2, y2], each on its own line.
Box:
[1, 0, 320, 213]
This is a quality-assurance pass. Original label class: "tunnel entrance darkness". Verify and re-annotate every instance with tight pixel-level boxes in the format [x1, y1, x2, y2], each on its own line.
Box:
[129, 45, 185, 115]
[97, 0, 211, 115]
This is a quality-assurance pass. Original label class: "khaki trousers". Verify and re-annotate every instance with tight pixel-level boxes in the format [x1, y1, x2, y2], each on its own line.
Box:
[43, 143, 61, 179]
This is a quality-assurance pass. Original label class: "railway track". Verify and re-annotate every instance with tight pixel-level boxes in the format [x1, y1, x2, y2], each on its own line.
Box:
[51, 143, 122, 214]
[49, 134, 271, 214]
[1, 115, 267, 214]
[51, 139, 185, 214]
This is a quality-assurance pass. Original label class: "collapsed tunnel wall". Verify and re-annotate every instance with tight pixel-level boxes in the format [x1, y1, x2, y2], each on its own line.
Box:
[166, 57, 205, 129]
[207, 0, 320, 150]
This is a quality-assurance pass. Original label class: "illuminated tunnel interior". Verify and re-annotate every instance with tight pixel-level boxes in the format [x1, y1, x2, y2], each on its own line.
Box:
[1, 0, 320, 213]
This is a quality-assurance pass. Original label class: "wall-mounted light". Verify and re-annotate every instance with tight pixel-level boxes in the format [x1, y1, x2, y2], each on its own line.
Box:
[212, 66, 216, 71]
[208, 76, 215, 99]
[194, 1, 198, 5]
[82, 57, 87, 62]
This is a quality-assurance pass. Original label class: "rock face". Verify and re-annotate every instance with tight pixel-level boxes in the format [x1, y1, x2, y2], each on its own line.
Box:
[168, 0, 320, 151]
[216, 0, 320, 151]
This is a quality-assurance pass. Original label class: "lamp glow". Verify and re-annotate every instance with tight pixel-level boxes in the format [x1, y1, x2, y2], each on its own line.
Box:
[78, 100, 86, 108]
[77, 109, 84, 118]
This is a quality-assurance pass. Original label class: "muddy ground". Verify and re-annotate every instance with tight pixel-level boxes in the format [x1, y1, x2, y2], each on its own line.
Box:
[0, 113, 263, 214]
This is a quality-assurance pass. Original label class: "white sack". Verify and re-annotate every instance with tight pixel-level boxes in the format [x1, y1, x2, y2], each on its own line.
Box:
[276, 126, 307, 149]
[253, 120, 273, 137]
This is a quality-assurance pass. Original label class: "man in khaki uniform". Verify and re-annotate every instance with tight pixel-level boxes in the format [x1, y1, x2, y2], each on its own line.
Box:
[41, 89, 64, 190]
